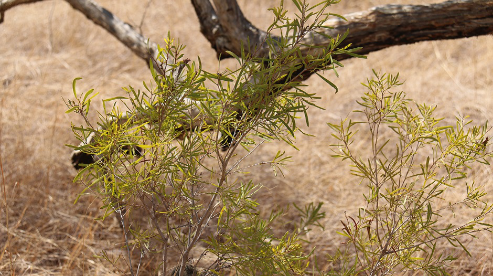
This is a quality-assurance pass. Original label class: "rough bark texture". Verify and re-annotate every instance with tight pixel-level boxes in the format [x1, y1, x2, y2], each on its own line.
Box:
[192, 0, 493, 61]
[3, 0, 491, 66]
[1, 0, 157, 62]
[63, 0, 158, 66]
[311, 0, 493, 59]
[191, 0, 270, 59]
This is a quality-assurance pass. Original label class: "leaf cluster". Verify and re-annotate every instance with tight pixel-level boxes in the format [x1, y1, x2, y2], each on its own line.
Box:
[328, 71, 492, 275]
[66, 1, 351, 275]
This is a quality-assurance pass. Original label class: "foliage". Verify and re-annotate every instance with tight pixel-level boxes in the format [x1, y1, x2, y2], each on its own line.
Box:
[65, 0, 492, 275]
[66, 0, 352, 275]
[327, 71, 492, 275]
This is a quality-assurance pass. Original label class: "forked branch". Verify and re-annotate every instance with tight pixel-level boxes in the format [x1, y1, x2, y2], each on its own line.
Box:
[192, 0, 492, 61]
[2, 0, 491, 66]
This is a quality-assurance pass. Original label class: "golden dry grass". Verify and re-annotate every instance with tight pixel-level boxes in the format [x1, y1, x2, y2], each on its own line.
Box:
[0, 0, 492, 275]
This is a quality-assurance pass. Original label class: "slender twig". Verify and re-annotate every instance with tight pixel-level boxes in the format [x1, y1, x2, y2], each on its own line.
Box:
[226, 140, 264, 175]
[115, 206, 134, 276]
[138, 0, 152, 34]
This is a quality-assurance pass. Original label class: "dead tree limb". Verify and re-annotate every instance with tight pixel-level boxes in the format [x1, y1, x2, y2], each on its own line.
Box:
[0, 0, 43, 22]
[192, 0, 493, 60]
[1, 0, 492, 168]
[63, 0, 159, 67]
[0, 0, 43, 13]
[1, 0, 159, 63]
[315, 0, 493, 58]
[3, 0, 491, 70]
[191, 0, 270, 59]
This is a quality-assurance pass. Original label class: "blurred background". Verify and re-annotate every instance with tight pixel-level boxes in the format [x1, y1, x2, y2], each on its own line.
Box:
[0, 0, 492, 274]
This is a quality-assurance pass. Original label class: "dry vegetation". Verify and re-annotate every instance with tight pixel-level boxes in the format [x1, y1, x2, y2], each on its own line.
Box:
[0, 0, 492, 275]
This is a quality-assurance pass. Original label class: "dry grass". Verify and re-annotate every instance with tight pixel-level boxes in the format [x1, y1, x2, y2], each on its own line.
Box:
[0, 0, 492, 275]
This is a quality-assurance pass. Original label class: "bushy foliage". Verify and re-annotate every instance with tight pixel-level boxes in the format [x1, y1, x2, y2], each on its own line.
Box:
[66, 0, 491, 275]
[327, 71, 492, 275]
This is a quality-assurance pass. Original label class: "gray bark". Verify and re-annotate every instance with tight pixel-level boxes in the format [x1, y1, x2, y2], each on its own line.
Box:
[1, 0, 158, 66]
[3, 0, 491, 64]
[191, 0, 270, 59]
[192, 0, 493, 61]
[63, 0, 158, 65]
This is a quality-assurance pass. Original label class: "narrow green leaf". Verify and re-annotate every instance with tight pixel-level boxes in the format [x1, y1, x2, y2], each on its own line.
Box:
[315, 72, 338, 93]
[72, 77, 82, 98]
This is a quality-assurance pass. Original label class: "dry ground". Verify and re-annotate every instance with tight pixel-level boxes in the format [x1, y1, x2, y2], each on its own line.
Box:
[0, 0, 492, 275]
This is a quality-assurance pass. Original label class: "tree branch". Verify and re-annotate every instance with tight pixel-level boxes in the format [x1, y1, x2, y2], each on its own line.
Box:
[63, 0, 158, 66]
[0, 0, 43, 12]
[4, 0, 491, 67]
[193, 0, 493, 61]
[310, 0, 493, 59]
[191, 0, 269, 59]
[0, 0, 44, 23]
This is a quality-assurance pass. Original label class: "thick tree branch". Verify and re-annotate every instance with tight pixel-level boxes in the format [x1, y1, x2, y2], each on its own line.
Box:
[214, 0, 278, 58]
[193, 0, 493, 61]
[310, 0, 493, 59]
[190, 0, 221, 53]
[1, 0, 159, 64]
[63, 0, 158, 66]
[191, 0, 270, 59]
[4, 0, 491, 66]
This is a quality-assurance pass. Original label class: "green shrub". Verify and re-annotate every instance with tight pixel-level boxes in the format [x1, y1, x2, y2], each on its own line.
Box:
[327, 71, 492, 275]
[66, 1, 492, 275]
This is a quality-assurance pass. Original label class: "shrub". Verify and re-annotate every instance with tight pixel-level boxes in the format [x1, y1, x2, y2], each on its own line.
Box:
[66, 1, 492, 275]
[327, 71, 492, 274]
